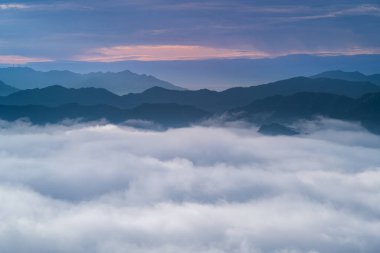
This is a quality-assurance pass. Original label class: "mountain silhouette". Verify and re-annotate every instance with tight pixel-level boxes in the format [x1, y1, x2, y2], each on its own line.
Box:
[0, 80, 18, 96]
[1, 77, 379, 112]
[0, 85, 123, 107]
[312, 70, 380, 86]
[38, 55, 379, 88]
[0, 67, 183, 94]
[231, 91, 380, 134]
[2, 90, 380, 133]
[1, 73, 380, 133]
[0, 103, 209, 127]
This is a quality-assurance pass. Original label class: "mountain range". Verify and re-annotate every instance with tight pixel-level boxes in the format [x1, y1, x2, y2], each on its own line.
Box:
[0, 67, 182, 95]
[1, 76, 379, 113]
[1, 68, 380, 134]
[27, 54, 380, 90]
[311, 70, 380, 85]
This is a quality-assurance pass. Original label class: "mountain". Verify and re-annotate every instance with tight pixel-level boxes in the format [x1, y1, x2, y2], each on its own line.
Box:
[312, 70, 380, 86]
[2, 89, 380, 133]
[0, 80, 18, 96]
[121, 77, 380, 112]
[351, 92, 380, 133]
[230, 92, 380, 134]
[258, 123, 299, 136]
[0, 103, 209, 127]
[28, 54, 380, 90]
[1, 77, 379, 112]
[0, 67, 183, 94]
[78, 70, 182, 94]
[0, 85, 123, 107]
[231, 92, 355, 122]
[1, 82, 380, 133]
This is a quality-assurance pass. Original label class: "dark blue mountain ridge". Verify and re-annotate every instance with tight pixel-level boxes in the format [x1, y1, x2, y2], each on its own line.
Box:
[0, 75, 380, 133]
[1, 77, 378, 112]
[230, 91, 380, 134]
[0, 103, 209, 127]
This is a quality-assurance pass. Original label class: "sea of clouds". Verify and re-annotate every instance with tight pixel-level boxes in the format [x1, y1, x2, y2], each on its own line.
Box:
[0, 118, 379, 253]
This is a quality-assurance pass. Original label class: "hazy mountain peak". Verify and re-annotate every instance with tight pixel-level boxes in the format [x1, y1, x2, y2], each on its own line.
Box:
[311, 70, 380, 85]
[0, 67, 184, 94]
[0, 80, 19, 96]
[143, 86, 170, 92]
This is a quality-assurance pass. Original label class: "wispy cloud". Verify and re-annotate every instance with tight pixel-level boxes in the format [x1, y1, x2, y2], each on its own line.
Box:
[75, 45, 269, 62]
[0, 3, 29, 10]
[283, 4, 380, 22]
[0, 2, 92, 12]
[128, 1, 380, 18]
[278, 47, 380, 57]
[127, 1, 310, 14]
[74, 44, 380, 62]
[335, 4, 380, 16]
[0, 55, 52, 64]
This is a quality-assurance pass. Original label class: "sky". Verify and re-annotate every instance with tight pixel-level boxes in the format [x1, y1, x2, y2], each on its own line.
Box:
[1, 0, 380, 65]
[0, 119, 380, 252]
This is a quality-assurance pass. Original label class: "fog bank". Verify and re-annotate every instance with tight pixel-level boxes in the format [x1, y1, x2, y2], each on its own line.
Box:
[0, 119, 379, 253]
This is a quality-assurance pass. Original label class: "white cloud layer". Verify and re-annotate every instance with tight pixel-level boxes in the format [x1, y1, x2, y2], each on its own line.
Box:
[0, 119, 379, 252]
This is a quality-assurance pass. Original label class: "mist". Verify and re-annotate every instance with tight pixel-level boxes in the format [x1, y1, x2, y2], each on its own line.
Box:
[0, 119, 379, 253]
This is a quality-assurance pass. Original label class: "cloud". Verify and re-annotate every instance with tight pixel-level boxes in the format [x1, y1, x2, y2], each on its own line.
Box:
[281, 4, 380, 22]
[0, 4, 29, 10]
[278, 47, 380, 57]
[75, 45, 269, 62]
[74, 44, 380, 62]
[0, 119, 379, 252]
[0, 2, 93, 12]
[0, 55, 52, 64]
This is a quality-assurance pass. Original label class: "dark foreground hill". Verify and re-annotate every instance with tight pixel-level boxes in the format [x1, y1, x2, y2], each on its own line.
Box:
[0, 67, 183, 94]
[231, 92, 380, 134]
[0, 103, 209, 127]
[1, 77, 379, 112]
[2, 89, 380, 132]
[1, 89, 380, 133]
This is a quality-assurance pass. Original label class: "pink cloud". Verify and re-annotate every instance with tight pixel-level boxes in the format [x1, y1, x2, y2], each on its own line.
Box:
[75, 45, 269, 62]
[0, 55, 52, 64]
[75, 44, 380, 62]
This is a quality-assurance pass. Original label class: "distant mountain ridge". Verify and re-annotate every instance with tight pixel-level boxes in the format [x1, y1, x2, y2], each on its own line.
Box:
[0, 80, 18, 96]
[0, 67, 183, 95]
[28, 54, 380, 89]
[1, 77, 378, 112]
[311, 70, 380, 86]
